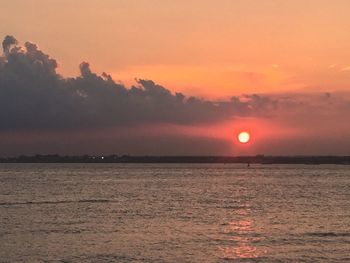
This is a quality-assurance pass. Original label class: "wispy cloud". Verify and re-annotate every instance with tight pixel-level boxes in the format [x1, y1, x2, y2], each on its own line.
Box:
[340, 66, 350, 72]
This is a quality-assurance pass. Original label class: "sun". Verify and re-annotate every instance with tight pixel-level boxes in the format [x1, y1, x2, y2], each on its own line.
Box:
[238, 131, 250, 144]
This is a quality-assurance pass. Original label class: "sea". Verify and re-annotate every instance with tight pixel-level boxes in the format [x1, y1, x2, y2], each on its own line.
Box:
[0, 163, 349, 262]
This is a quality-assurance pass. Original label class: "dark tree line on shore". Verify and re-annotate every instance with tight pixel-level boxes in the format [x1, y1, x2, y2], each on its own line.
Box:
[0, 155, 349, 164]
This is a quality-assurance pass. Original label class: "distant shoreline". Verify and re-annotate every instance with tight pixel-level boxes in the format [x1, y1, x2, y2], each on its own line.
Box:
[0, 155, 349, 165]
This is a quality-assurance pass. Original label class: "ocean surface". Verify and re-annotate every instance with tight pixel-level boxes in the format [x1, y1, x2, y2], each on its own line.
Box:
[0, 163, 349, 262]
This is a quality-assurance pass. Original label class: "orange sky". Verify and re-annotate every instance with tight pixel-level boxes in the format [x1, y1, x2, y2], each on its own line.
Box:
[0, 1, 350, 155]
[2, 0, 350, 98]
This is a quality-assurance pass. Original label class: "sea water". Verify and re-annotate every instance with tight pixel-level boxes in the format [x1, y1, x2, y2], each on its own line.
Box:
[0, 163, 349, 262]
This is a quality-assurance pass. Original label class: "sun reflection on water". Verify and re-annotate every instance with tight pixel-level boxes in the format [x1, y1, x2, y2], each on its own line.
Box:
[218, 217, 267, 260]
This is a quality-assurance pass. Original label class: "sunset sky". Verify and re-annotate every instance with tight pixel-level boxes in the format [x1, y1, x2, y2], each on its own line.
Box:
[0, 0, 350, 155]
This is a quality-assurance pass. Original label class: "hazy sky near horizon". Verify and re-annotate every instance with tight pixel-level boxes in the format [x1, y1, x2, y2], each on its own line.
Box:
[0, 0, 350, 155]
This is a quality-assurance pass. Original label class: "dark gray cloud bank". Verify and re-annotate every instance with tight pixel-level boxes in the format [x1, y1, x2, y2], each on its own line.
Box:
[0, 35, 283, 131]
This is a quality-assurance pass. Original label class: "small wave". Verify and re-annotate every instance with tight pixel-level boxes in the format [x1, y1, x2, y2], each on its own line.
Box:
[0, 199, 113, 206]
[220, 205, 250, 210]
[306, 232, 350, 237]
[62, 254, 138, 262]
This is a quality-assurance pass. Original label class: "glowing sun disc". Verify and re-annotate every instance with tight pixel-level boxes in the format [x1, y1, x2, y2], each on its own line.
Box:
[238, 131, 250, 144]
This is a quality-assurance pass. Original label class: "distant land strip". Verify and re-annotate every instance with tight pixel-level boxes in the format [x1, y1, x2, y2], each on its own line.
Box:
[0, 155, 349, 164]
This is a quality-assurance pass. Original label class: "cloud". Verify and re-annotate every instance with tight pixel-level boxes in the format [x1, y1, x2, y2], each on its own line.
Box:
[0, 36, 350, 155]
[0, 35, 283, 131]
[340, 66, 350, 72]
[2, 35, 18, 54]
[0, 35, 349, 139]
